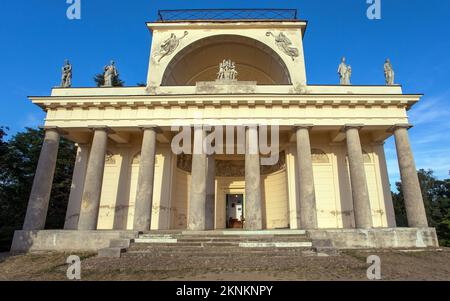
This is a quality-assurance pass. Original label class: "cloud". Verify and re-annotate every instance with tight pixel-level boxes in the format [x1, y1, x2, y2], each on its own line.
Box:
[408, 92, 450, 126]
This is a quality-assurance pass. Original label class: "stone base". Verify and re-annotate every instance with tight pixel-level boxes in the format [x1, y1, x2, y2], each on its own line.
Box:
[307, 228, 439, 249]
[196, 80, 257, 94]
[10, 230, 139, 253]
[10, 228, 439, 253]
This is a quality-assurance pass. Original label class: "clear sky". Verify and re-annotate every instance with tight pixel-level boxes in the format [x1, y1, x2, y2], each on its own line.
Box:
[1, 0, 449, 186]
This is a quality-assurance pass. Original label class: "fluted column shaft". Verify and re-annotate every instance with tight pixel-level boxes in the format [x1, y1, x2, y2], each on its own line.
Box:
[64, 144, 89, 230]
[133, 126, 158, 231]
[205, 154, 216, 230]
[244, 125, 263, 230]
[392, 124, 428, 227]
[188, 126, 207, 230]
[77, 127, 109, 230]
[23, 128, 61, 230]
[345, 125, 373, 229]
[295, 125, 318, 229]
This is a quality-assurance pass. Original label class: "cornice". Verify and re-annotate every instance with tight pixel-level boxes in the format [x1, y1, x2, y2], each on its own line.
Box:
[29, 93, 422, 110]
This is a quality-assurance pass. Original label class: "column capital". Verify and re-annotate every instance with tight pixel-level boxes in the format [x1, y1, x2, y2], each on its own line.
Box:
[39, 126, 67, 136]
[88, 125, 115, 134]
[342, 124, 365, 132]
[387, 123, 413, 133]
[138, 125, 162, 133]
[293, 124, 314, 131]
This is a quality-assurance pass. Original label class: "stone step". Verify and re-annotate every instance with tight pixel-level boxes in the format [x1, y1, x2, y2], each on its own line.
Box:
[109, 239, 131, 248]
[176, 236, 310, 242]
[123, 250, 317, 257]
[133, 238, 178, 244]
[98, 247, 127, 258]
[127, 244, 313, 252]
[239, 242, 313, 248]
[180, 230, 307, 236]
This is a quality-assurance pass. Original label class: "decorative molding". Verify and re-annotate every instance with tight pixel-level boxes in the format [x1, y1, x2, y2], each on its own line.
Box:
[31, 94, 421, 110]
[176, 152, 286, 176]
[311, 148, 330, 164]
[105, 152, 116, 165]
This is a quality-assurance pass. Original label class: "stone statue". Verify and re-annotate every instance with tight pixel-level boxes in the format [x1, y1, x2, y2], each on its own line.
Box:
[217, 59, 238, 81]
[103, 60, 119, 87]
[266, 32, 299, 61]
[158, 31, 188, 62]
[60, 59, 72, 88]
[338, 57, 351, 85]
[384, 58, 395, 85]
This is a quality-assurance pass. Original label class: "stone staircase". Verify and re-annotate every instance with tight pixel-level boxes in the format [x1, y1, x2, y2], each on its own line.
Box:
[98, 230, 337, 258]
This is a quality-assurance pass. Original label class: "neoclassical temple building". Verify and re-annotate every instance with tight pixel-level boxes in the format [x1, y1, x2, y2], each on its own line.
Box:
[12, 9, 438, 251]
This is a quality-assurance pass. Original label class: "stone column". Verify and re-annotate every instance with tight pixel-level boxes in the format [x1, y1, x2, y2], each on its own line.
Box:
[188, 126, 207, 230]
[391, 124, 428, 227]
[64, 144, 89, 230]
[133, 126, 158, 231]
[344, 125, 373, 229]
[205, 154, 216, 230]
[77, 127, 110, 230]
[23, 127, 61, 230]
[295, 125, 318, 229]
[244, 125, 263, 230]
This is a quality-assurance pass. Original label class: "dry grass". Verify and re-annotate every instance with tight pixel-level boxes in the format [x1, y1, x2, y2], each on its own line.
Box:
[1, 249, 449, 281]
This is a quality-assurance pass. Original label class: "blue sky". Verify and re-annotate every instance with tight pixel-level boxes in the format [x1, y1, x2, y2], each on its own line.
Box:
[0, 0, 449, 186]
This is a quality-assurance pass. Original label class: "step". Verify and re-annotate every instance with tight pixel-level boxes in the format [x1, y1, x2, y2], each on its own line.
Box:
[127, 244, 313, 252]
[109, 239, 131, 248]
[133, 238, 178, 244]
[239, 242, 313, 248]
[123, 250, 316, 258]
[176, 237, 310, 243]
[181, 230, 307, 236]
[98, 247, 127, 258]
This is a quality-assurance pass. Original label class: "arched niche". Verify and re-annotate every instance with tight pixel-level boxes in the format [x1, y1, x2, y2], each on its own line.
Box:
[161, 35, 292, 86]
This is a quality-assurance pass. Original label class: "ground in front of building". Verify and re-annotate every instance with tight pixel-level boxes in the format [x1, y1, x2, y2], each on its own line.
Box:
[1, 248, 449, 281]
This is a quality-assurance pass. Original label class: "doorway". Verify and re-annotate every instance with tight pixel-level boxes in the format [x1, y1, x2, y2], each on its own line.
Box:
[226, 194, 244, 229]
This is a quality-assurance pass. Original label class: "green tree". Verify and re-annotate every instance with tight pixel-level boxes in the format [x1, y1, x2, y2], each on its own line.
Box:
[0, 127, 76, 251]
[94, 73, 125, 87]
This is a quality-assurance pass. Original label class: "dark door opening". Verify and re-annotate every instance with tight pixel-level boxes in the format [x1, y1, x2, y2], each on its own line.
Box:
[226, 194, 244, 229]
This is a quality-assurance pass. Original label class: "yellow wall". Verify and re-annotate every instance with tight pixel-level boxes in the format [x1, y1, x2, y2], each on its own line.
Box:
[96, 142, 173, 230]
[262, 171, 289, 229]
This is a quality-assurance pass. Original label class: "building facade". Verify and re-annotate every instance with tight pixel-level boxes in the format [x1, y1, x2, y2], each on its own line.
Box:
[14, 10, 438, 250]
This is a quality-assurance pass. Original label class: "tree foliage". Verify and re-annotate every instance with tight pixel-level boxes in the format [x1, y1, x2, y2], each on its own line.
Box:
[392, 169, 450, 246]
[0, 127, 76, 251]
[93, 73, 125, 87]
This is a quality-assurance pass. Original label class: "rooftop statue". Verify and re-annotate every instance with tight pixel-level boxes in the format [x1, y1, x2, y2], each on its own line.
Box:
[158, 31, 188, 62]
[266, 32, 299, 61]
[217, 59, 238, 81]
[60, 59, 72, 88]
[384, 58, 395, 85]
[103, 60, 119, 87]
[338, 57, 351, 85]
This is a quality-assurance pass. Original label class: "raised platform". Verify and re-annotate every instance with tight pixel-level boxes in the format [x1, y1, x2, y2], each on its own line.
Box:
[10, 228, 439, 253]
[308, 228, 439, 249]
[10, 230, 139, 253]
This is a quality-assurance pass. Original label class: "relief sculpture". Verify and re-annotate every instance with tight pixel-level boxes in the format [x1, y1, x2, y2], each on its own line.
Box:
[266, 32, 299, 61]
